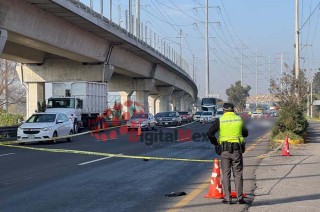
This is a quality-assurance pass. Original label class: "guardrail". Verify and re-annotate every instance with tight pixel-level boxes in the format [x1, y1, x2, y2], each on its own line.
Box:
[0, 125, 19, 139]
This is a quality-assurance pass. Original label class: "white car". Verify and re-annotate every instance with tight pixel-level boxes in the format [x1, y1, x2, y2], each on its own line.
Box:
[193, 111, 203, 122]
[199, 111, 215, 123]
[251, 111, 263, 119]
[215, 110, 224, 119]
[17, 112, 73, 143]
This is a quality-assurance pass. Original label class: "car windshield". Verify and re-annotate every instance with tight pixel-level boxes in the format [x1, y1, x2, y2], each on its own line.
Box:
[132, 114, 148, 119]
[216, 111, 223, 115]
[26, 114, 56, 123]
[179, 112, 188, 115]
[202, 112, 212, 115]
[162, 112, 177, 117]
[155, 113, 164, 117]
[195, 111, 203, 115]
[47, 98, 75, 109]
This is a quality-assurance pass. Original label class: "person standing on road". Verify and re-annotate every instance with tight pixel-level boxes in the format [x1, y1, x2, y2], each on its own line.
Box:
[207, 103, 248, 205]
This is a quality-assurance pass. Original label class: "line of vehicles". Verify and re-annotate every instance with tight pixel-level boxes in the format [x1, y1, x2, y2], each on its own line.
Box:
[17, 88, 277, 143]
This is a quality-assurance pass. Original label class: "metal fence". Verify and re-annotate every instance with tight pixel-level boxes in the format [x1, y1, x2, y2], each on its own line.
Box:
[68, 0, 190, 76]
[0, 125, 19, 139]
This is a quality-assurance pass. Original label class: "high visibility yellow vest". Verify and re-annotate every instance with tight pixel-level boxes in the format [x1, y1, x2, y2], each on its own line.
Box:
[219, 112, 244, 144]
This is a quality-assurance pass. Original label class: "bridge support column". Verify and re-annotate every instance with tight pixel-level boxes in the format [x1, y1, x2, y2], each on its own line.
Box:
[119, 91, 134, 120]
[158, 86, 174, 112]
[172, 91, 185, 111]
[181, 95, 192, 111]
[119, 91, 134, 112]
[136, 91, 150, 113]
[0, 29, 7, 54]
[133, 79, 155, 114]
[149, 95, 159, 115]
[26, 82, 45, 118]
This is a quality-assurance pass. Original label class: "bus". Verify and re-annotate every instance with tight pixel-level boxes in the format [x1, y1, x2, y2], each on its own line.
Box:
[201, 97, 217, 114]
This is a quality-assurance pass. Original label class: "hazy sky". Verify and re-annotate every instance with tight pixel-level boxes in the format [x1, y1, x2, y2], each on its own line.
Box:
[83, 0, 320, 100]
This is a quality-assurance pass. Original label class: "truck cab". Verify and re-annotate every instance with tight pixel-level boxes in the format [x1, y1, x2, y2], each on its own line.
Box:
[46, 97, 82, 133]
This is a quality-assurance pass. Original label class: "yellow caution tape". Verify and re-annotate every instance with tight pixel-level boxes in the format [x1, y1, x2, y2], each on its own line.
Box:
[0, 132, 277, 163]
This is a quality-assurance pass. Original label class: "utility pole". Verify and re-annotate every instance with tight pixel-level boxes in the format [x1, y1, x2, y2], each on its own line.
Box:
[205, 0, 209, 97]
[311, 81, 313, 118]
[129, 0, 132, 34]
[274, 52, 288, 91]
[241, 48, 243, 86]
[256, 49, 258, 108]
[110, 0, 112, 22]
[135, 0, 140, 38]
[295, 0, 300, 79]
[179, 29, 182, 67]
[269, 56, 271, 87]
[192, 54, 195, 81]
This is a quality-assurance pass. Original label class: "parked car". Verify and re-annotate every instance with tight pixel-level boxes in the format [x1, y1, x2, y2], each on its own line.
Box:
[193, 111, 203, 122]
[178, 111, 192, 123]
[215, 110, 224, 119]
[17, 112, 73, 143]
[155, 111, 182, 126]
[251, 111, 263, 119]
[240, 112, 250, 119]
[126, 113, 156, 130]
[199, 111, 215, 123]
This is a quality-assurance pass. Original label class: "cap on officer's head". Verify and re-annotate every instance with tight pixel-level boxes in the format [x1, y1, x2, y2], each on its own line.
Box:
[223, 103, 234, 111]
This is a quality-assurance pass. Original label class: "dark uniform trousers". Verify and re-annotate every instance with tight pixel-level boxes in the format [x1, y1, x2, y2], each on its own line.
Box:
[221, 149, 243, 201]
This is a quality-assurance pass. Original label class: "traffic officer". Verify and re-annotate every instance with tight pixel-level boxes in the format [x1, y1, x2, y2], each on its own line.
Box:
[207, 102, 248, 205]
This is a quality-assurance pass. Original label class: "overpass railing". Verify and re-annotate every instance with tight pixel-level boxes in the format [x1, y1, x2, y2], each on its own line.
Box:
[68, 0, 191, 77]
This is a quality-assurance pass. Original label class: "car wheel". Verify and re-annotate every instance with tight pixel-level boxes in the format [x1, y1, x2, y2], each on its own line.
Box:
[73, 122, 79, 134]
[52, 131, 58, 144]
[67, 130, 73, 142]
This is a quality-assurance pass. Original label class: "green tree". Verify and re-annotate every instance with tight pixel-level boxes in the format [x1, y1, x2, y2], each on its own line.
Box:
[225, 81, 251, 112]
[269, 69, 309, 137]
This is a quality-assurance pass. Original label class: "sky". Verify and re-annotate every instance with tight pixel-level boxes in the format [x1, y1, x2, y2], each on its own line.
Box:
[81, 0, 320, 100]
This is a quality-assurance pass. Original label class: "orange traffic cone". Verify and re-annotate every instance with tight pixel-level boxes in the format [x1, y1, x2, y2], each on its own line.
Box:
[137, 124, 142, 136]
[282, 135, 290, 156]
[204, 159, 224, 199]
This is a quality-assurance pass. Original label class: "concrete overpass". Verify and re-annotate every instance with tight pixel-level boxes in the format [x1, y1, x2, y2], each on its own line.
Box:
[0, 0, 197, 116]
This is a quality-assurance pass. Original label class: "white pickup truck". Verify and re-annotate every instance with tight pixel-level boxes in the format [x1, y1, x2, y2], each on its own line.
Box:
[45, 82, 108, 133]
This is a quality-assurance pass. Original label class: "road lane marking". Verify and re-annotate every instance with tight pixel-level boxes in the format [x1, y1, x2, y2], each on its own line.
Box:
[167, 132, 271, 212]
[176, 137, 192, 142]
[0, 144, 215, 163]
[78, 154, 123, 165]
[95, 138, 118, 142]
[0, 132, 273, 165]
[0, 153, 16, 157]
[167, 121, 196, 129]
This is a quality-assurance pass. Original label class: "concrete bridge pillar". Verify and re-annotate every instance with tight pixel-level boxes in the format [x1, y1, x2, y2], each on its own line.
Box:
[119, 91, 134, 112]
[26, 82, 45, 118]
[181, 94, 192, 111]
[172, 91, 185, 111]
[158, 86, 174, 112]
[149, 95, 159, 115]
[135, 91, 150, 113]
[133, 79, 155, 114]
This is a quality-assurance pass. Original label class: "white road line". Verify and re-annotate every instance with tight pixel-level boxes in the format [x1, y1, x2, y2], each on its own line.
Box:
[176, 137, 192, 142]
[167, 121, 196, 129]
[95, 138, 118, 142]
[78, 154, 123, 166]
[0, 153, 16, 157]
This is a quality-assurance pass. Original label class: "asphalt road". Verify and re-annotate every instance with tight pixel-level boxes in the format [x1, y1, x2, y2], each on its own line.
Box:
[0, 119, 274, 212]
